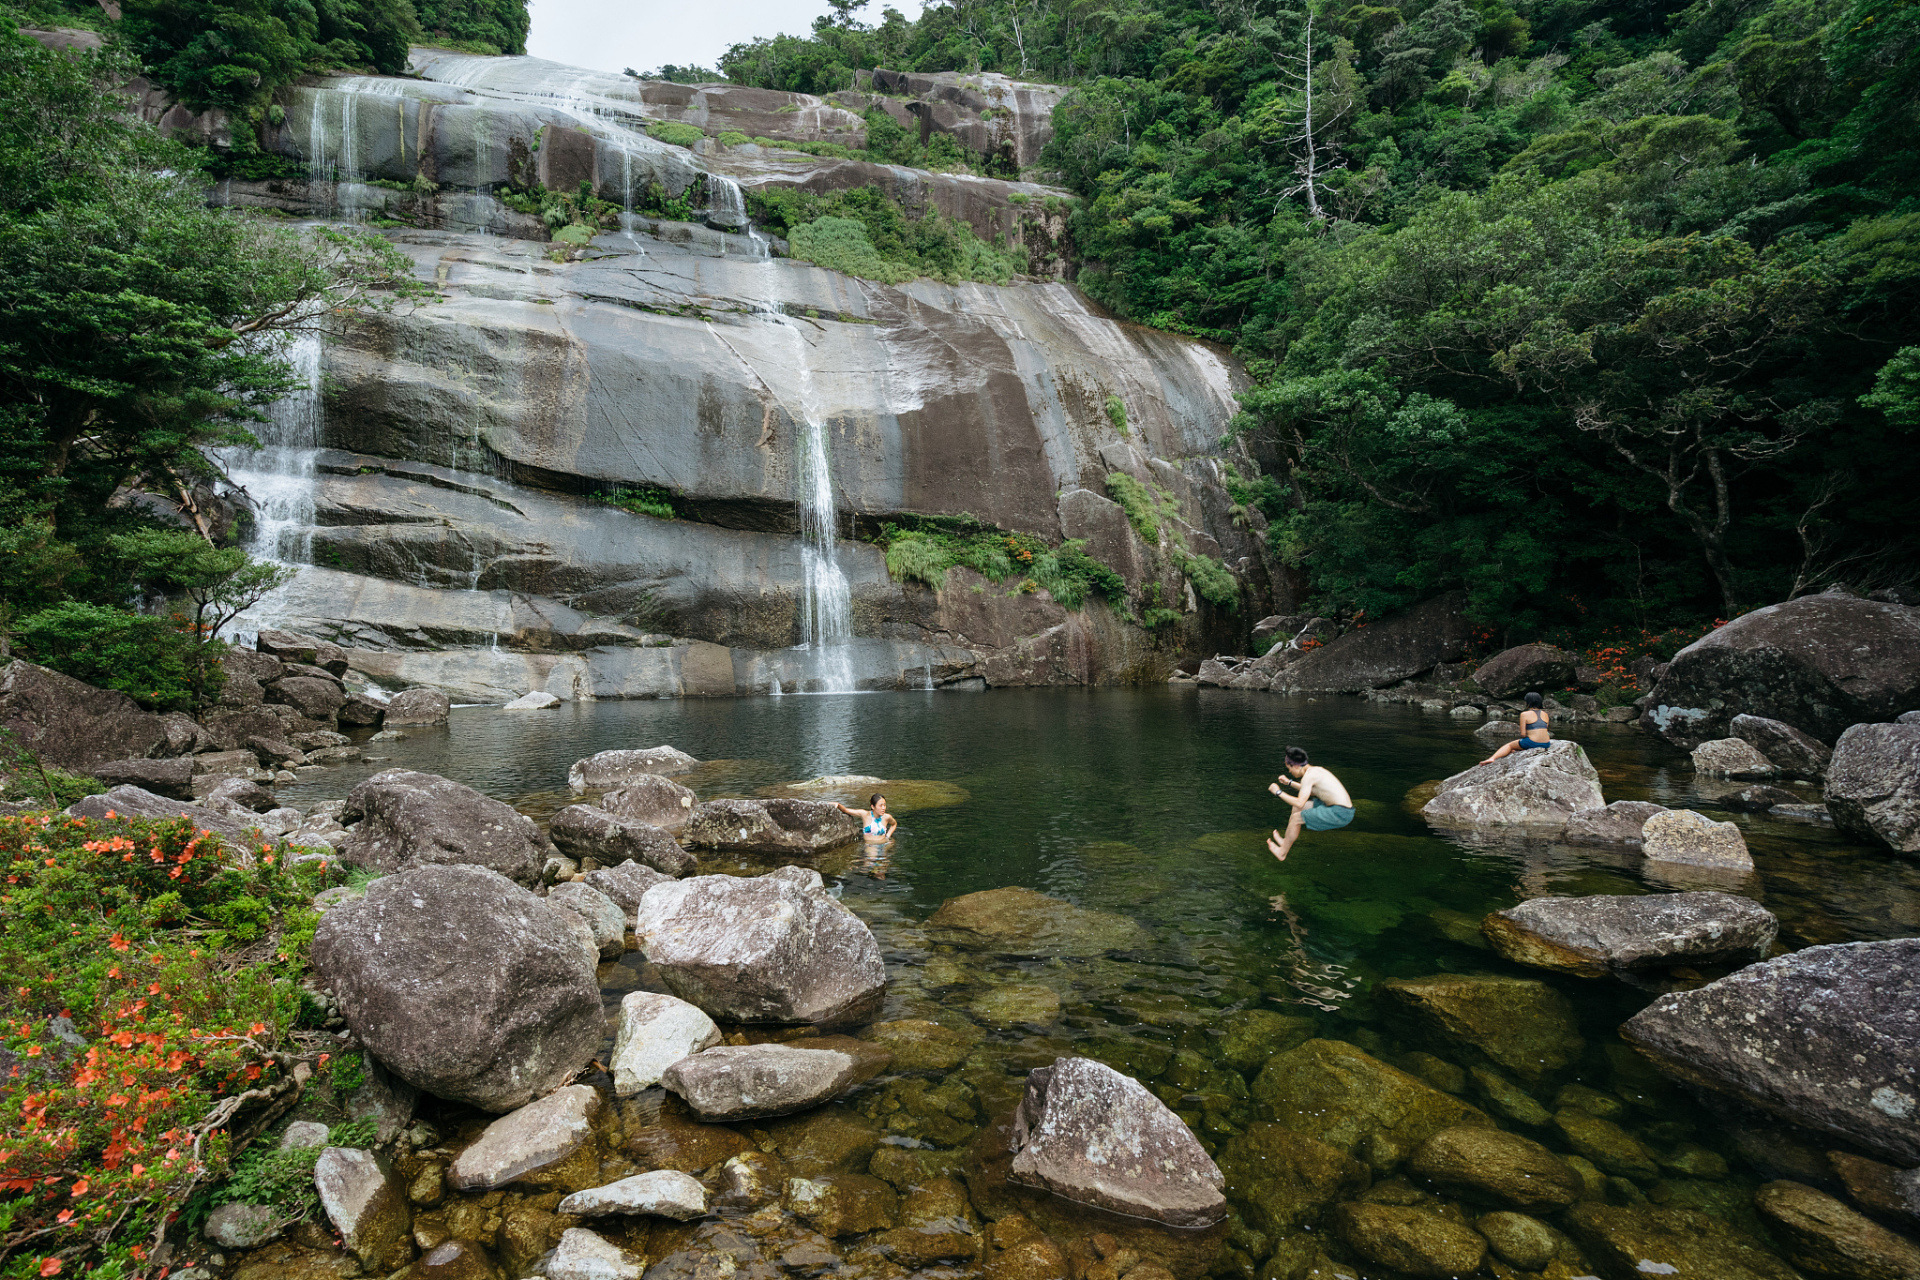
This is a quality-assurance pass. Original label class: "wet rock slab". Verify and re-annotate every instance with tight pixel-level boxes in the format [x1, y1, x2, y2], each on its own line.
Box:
[568, 745, 699, 791]
[1482, 892, 1777, 978]
[683, 797, 860, 854]
[924, 885, 1150, 955]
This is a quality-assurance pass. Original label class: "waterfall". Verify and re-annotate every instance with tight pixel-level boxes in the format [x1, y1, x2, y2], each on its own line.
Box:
[794, 381, 856, 693]
[229, 333, 323, 565]
[707, 173, 748, 227]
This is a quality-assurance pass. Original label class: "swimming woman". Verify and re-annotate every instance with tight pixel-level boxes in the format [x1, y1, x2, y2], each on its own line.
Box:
[1266, 747, 1356, 862]
[1481, 691, 1552, 763]
[837, 793, 897, 841]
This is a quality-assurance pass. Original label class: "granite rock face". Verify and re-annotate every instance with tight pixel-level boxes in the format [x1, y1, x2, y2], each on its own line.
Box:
[1641, 809, 1753, 870]
[1472, 644, 1578, 699]
[568, 746, 699, 791]
[547, 805, 695, 877]
[90, 756, 195, 799]
[1825, 722, 1920, 854]
[1272, 593, 1470, 692]
[1007, 1057, 1227, 1228]
[634, 866, 886, 1025]
[1421, 741, 1604, 832]
[1731, 713, 1832, 778]
[1482, 892, 1777, 977]
[559, 1169, 708, 1220]
[311, 864, 604, 1112]
[0, 660, 168, 771]
[337, 769, 556, 885]
[1621, 938, 1920, 1164]
[597, 775, 699, 835]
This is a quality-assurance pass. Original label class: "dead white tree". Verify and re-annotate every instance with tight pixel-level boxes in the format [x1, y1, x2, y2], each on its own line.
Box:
[1273, 12, 1349, 220]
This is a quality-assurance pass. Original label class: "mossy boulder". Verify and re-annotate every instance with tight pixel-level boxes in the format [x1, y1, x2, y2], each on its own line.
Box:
[1406, 1125, 1583, 1209]
[1379, 973, 1584, 1082]
[1753, 1180, 1920, 1280]
[1216, 1009, 1317, 1075]
[859, 1019, 982, 1071]
[1477, 1211, 1558, 1270]
[1333, 1202, 1488, 1278]
[1251, 1039, 1494, 1173]
[925, 886, 1150, 956]
[1216, 1122, 1369, 1236]
[1552, 1108, 1660, 1181]
[1564, 1203, 1800, 1280]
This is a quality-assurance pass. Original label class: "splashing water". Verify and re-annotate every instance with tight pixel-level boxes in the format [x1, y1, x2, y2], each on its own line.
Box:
[227, 333, 323, 564]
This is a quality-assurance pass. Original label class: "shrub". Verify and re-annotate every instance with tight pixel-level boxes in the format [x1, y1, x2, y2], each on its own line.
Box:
[645, 120, 705, 148]
[599, 488, 675, 520]
[750, 184, 1021, 285]
[717, 130, 749, 147]
[878, 525, 1124, 609]
[1105, 393, 1128, 435]
[789, 217, 920, 284]
[1104, 472, 1162, 545]
[16, 601, 211, 711]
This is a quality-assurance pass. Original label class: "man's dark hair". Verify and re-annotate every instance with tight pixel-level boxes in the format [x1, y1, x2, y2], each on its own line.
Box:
[870, 793, 884, 807]
[1525, 692, 1544, 708]
[1285, 746, 1309, 766]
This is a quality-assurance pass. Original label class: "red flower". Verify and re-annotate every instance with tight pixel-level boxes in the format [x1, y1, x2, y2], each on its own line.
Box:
[39, 1259, 61, 1276]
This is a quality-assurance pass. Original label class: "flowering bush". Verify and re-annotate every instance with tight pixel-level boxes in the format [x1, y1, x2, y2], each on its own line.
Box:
[0, 814, 335, 1277]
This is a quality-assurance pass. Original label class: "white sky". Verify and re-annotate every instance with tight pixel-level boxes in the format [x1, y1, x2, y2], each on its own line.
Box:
[524, 0, 923, 77]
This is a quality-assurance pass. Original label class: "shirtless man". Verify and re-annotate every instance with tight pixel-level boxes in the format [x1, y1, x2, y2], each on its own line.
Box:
[1266, 746, 1355, 861]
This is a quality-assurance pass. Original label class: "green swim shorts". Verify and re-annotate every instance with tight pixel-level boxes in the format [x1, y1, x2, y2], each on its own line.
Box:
[1301, 800, 1355, 831]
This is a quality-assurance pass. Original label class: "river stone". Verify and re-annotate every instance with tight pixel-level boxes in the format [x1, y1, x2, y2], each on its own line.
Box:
[1482, 892, 1777, 978]
[569, 746, 699, 791]
[1271, 592, 1471, 691]
[1552, 1107, 1659, 1180]
[410, 1240, 501, 1280]
[0, 659, 170, 771]
[66, 785, 254, 845]
[204, 1201, 285, 1249]
[635, 865, 885, 1025]
[1755, 1179, 1920, 1280]
[609, 992, 721, 1095]
[1564, 1202, 1800, 1280]
[582, 859, 672, 915]
[1472, 643, 1579, 699]
[1723, 784, 1803, 810]
[1216, 1008, 1317, 1075]
[1692, 737, 1778, 779]
[337, 769, 556, 885]
[203, 775, 279, 814]
[315, 1146, 413, 1272]
[1253, 1039, 1493, 1172]
[660, 1043, 885, 1121]
[559, 1169, 708, 1220]
[1641, 594, 1920, 744]
[1732, 713, 1832, 778]
[382, 687, 451, 725]
[683, 797, 861, 854]
[1562, 799, 1670, 845]
[546, 882, 626, 960]
[858, 1019, 981, 1071]
[89, 756, 195, 799]
[924, 885, 1150, 955]
[1215, 1122, 1368, 1236]
[784, 1173, 900, 1237]
[1826, 722, 1920, 853]
[1407, 1125, 1583, 1209]
[502, 691, 561, 709]
[760, 1102, 884, 1175]
[548, 1227, 643, 1280]
[1641, 808, 1753, 870]
[448, 1083, 600, 1190]
[1421, 740, 1604, 831]
[1622, 938, 1920, 1165]
[548, 804, 693, 877]
[1469, 1066, 1552, 1128]
[1379, 974, 1583, 1081]
[1477, 1211, 1556, 1271]
[1333, 1202, 1487, 1278]
[599, 774, 699, 833]
[969, 983, 1061, 1026]
[311, 864, 604, 1112]
[1829, 1152, 1920, 1232]
[1006, 1056, 1226, 1228]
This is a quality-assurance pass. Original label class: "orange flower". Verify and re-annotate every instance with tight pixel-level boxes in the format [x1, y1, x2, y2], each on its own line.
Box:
[39, 1259, 61, 1276]
[108, 934, 129, 952]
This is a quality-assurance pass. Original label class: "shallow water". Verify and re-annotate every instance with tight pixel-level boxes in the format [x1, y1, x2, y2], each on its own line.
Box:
[287, 688, 1920, 1276]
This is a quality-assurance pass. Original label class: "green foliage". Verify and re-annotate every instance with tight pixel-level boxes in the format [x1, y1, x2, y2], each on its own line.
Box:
[0, 727, 99, 807]
[1173, 547, 1240, 608]
[753, 185, 1022, 285]
[1104, 472, 1162, 545]
[637, 180, 697, 222]
[330, 1049, 368, 1096]
[645, 120, 706, 149]
[1864, 348, 1920, 428]
[878, 523, 1126, 610]
[1104, 393, 1129, 435]
[107, 528, 295, 643]
[414, 0, 528, 56]
[717, 129, 750, 148]
[599, 488, 676, 520]
[15, 602, 208, 710]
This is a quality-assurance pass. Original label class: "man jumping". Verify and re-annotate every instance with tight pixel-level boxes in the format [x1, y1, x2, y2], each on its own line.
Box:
[1266, 746, 1355, 861]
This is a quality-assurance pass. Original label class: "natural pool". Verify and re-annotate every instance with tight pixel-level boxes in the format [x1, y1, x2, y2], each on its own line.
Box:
[273, 688, 1920, 1279]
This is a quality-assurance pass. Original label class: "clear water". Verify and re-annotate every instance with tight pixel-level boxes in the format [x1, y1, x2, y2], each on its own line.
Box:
[291, 690, 1919, 1274]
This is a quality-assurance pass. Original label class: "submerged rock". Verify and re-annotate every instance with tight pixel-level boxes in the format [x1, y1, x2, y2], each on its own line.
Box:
[1379, 974, 1584, 1081]
[568, 746, 699, 791]
[559, 1169, 708, 1220]
[1252, 1039, 1493, 1173]
[1754, 1179, 1920, 1280]
[1333, 1202, 1487, 1278]
[1622, 938, 1920, 1165]
[784, 1173, 900, 1237]
[1215, 1123, 1368, 1236]
[1564, 1202, 1799, 1280]
[1552, 1106, 1658, 1180]
[548, 1228, 643, 1280]
[1216, 1008, 1317, 1075]
[924, 885, 1150, 955]
[1008, 1057, 1227, 1228]
[1476, 1211, 1557, 1271]
[1472, 643, 1578, 699]
[1825, 722, 1920, 854]
[598, 774, 699, 834]
[608, 992, 721, 1096]
[1692, 737, 1778, 779]
[634, 865, 886, 1026]
[1562, 800, 1670, 846]
[1731, 713, 1831, 778]
[660, 1042, 887, 1121]
[1406, 1125, 1583, 1209]
[1420, 741, 1604, 832]
[448, 1084, 600, 1191]
[1722, 784, 1803, 811]
[548, 804, 694, 876]
[1482, 892, 1777, 978]
[682, 797, 860, 854]
[1641, 808, 1753, 870]
[337, 769, 556, 886]
[858, 1019, 981, 1072]
[312, 865, 603, 1112]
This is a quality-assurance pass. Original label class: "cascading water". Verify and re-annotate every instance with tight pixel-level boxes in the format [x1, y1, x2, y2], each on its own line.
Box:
[707, 173, 749, 228]
[228, 333, 323, 564]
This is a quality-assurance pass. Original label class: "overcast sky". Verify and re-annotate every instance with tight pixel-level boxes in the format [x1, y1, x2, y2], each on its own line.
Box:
[524, 0, 921, 76]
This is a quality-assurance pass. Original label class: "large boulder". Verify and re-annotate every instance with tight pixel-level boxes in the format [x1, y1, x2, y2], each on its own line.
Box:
[1731, 713, 1832, 778]
[0, 660, 168, 771]
[1562, 800, 1669, 846]
[1482, 893, 1777, 978]
[1641, 809, 1753, 870]
[1420, 741, 1604, 832]
[90, 756, 195, 799]
[661, 1042, 888, 1121]
[548, 804, 693, 876]
[1379, 974, 1583, 1081]
[1271, 592, 1470, 692]
[568, 746, 699, 791]
[311, 864, 604, 1112]
[66, 785, 255, 845]
[314, 1147, 413, 1273]
[382, 687, 451, 725]
[269, 675, 347, 722]
[337, 769, 556, 885]
[1691, 737, 1778, 779]
[1252, 1039, 1493, 1173]
[1641, 593, 1920, 744]
[1825, 722, 1920, 853]
[609, 992, 721, 1096]
[599, 775, 699, 833]
[1620, 938, 1920, 1165]
[1406, 1126, 1582, 1210]
[1216, 1123, 1368, 1237]
[1008, 1057, 1227, 1229]
[683, 797, 860, 854]
[546, 882, 626, 960]
[924, 885, 1150, 955]
[634, 866, 886, 1026]
[1471, 644, 1578, 699]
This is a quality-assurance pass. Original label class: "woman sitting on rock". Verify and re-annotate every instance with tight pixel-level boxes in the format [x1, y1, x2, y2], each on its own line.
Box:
[1482, 692, 1551, 763]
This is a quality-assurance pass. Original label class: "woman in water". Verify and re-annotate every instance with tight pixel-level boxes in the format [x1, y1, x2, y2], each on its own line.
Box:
[1481, 691, 1552, 763]
[837, 793, 896, 841]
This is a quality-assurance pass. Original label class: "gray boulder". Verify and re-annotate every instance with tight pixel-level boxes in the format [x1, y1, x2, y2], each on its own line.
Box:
[383, 687, 451, 725]
[568, 746, 699, 791]
[1720, 784, 1802, 811]
[549, 1228, 643, 1280]
[270, 675, 347, 722]
[1271, 592, 1470, 692]
[203, 1202, 284, 1249]
[0, 659, 168, 771]
[338, 769, 556, 885]
[599, 774, 698, 833]
[548, 804, 694, 876]
[202, 775, 279, 814]
[1472, 644, 1578, 699]
[545, 882, 627, 960]
[683, 797, 861, 854]
[1008, 1056, 1227, 1229]
[609, 991, 721, 1095]
[1642, 593, 1920, 744]
[1731, 714, 1832, 778]
[314, 1147, 413, 1272]
[559, 1169, 708, 1220]
[447, 1083, 600, 1190]
[338, 693, 386, 727]
[90, 756, 195, 799]
[1691, 737, 1777, 779]
[1621, 938, 1920, 1165]
[258, 628, 350, 674]
[661, 1042, 886, 1121]
[503, 691, 560, 709]
[66, 785, 254, 845]
[1475, 719, 1521, 742]
[1641, 809, 1753, 870]
[1482, 893, 1777, 978]
[311, 864, 604, 1112]
[1825, 722, 1920, 854]
[1421, 741, 1604, 832]
[635, 866, 886, 1025]
[583, 860, 673, 916]
[1563, 800, 1669, 846]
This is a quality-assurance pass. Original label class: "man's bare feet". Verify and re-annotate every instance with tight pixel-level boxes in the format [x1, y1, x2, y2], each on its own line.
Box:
[1267, 832, 1290, 861]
